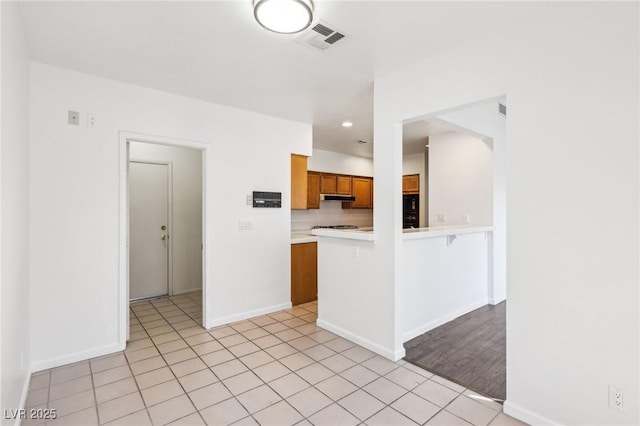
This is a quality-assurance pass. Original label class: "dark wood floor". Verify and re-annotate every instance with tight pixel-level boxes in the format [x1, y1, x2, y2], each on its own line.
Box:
[404, 302, 506, 401]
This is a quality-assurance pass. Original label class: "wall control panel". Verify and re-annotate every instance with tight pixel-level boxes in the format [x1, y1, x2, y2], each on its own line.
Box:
[253, 191, 281, 208]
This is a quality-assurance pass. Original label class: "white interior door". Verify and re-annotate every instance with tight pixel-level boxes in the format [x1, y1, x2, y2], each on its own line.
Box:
[130, 161, 169, 300]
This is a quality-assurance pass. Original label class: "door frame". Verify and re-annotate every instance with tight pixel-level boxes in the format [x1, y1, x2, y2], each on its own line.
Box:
[118, 131, 208, 350]
[128, 159, 174, 299]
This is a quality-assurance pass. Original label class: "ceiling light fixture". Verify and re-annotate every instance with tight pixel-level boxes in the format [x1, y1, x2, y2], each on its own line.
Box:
[253, 0, 314, 34]
[342, 121, 353, 128]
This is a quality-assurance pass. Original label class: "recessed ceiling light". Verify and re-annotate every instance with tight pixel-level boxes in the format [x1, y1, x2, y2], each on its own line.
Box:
[253, 0, 314, 34]
[342, 121, 353, 128]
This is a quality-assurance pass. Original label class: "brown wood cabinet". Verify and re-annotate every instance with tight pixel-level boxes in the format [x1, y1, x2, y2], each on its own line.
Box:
[291, 242, 317, 305]
[320, 174, 337, 194]
[337, 176, 352, 195]
[403, 174, 420, 194]
[307, 172, 320, 209]
[291, 154, 308, 209]
[350, 177, 373, 208]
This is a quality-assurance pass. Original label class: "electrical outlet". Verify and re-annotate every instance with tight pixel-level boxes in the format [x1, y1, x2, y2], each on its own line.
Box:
[68, 110, 79, 125]
[239, 221, 252, 230]
[352, 246, 359, 258]
[464, 214, 471, 224]
[246, 195, 252, 206]
[437, 213, 446, 222]
[609, 385, 625, 411]
[87, 113, 96, 127]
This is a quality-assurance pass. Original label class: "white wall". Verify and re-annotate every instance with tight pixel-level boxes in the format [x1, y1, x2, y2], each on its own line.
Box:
[1, 2, 31, 422]
[402, 152, 426, 227]
[428, 132, 493, 226]
[292, 149, 373, 230]
[308, 149, 373, 176]
[29, 63, 311, 370]
[401, 233, 489, 342]
[129, 142, 203, 295]
[373, 3, 638, 425]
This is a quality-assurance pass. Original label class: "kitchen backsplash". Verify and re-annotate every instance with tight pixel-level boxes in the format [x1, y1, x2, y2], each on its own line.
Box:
[291, 201, 373, 231]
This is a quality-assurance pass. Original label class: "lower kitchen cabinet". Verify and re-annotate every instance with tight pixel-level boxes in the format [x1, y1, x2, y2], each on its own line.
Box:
[291, 242, 317, 305]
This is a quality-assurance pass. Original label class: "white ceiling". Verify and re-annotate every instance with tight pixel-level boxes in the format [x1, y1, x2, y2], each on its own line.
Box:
[19, 1, 533, 158]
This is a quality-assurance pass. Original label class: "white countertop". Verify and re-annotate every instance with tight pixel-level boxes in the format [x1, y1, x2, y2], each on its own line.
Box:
[291, 232, 317, 244]
[402, 225, 493, 240]
[311, 228, 376, 241]
[303, 225, 492, 243]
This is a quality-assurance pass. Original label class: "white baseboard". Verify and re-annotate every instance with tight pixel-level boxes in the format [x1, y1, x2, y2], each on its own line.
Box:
[504, 400, 560, 426]
[317, 319, 405, 361]
[15, 367, 32, 426]
[488, 296, 506, 305]
[205, 302, 292, 329]
[31, 342, 122, 373]
[172, 287, 202, 296]
[402, 298, 488, 342]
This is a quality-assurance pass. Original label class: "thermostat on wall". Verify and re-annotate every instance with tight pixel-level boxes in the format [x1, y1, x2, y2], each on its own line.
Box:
[253, 191, 281, 208]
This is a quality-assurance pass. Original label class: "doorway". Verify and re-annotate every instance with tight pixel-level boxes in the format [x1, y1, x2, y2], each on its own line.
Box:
[119, 133, 207, 347]
[400, 98, 507, 402]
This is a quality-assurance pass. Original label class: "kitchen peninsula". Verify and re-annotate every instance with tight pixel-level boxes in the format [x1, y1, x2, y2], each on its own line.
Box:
[312, 224, 494, 359]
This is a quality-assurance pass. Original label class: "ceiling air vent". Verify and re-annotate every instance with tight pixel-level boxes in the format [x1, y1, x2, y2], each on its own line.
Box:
[498, 103, 507, 116]
[294, 20, 346, 51]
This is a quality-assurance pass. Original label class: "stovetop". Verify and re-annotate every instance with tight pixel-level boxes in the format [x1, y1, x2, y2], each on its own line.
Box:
[312, 225, 360, 230]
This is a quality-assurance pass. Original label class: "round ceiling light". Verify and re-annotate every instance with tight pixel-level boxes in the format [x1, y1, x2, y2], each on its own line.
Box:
[342, 121, 353, 128]
[253, 0, 314, 34]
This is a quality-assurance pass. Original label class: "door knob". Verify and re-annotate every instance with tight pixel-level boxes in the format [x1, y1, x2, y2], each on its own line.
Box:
[161, 234, 169, 240]
[161, 225, 167, 230]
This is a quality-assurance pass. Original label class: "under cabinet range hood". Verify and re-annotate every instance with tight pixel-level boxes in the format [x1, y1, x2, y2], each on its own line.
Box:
[320, 194, 356, 202]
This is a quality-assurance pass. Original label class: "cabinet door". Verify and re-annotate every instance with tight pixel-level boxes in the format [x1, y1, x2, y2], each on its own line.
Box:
[403, 174, 420, 194]
[320, 174, 337, 194]
[307, 172, 320, 209]
[337, 176, 352, 195]
[291, 242, 317, 305]
[352, 177, 373, 208]
[291, 154, 308, 209]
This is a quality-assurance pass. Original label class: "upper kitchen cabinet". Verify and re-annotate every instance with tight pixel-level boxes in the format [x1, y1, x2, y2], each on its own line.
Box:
[320, 174, 337, 194]
[336, 176, 352, 195]
[319, 174, 352, 195]
[307, 172, 320, 209]
[348, 177, 373, 209]
[291, 154, 308, 209]
[403, 174, 420, 194]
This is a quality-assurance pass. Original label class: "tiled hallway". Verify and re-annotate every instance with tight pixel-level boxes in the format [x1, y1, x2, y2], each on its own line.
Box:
[24, 294, 525, 425]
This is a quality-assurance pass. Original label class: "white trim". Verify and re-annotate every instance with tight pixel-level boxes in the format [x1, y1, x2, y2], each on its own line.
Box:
[488, 296, 506, 305]
[503, 400, 561, 426]
[401, 298, 488, 342]
[205, 303, 292, 329]
[317, 319, 406, 361]
[31, 343, 122, 373]
[129, 160, 174, 298]
[172, 288, 203, 296]
[119, 131, 208, 351]
[14, 369, 31, 426]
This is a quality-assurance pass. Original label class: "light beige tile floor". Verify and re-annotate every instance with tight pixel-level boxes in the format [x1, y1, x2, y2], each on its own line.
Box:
[25, 293, 528, 426]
